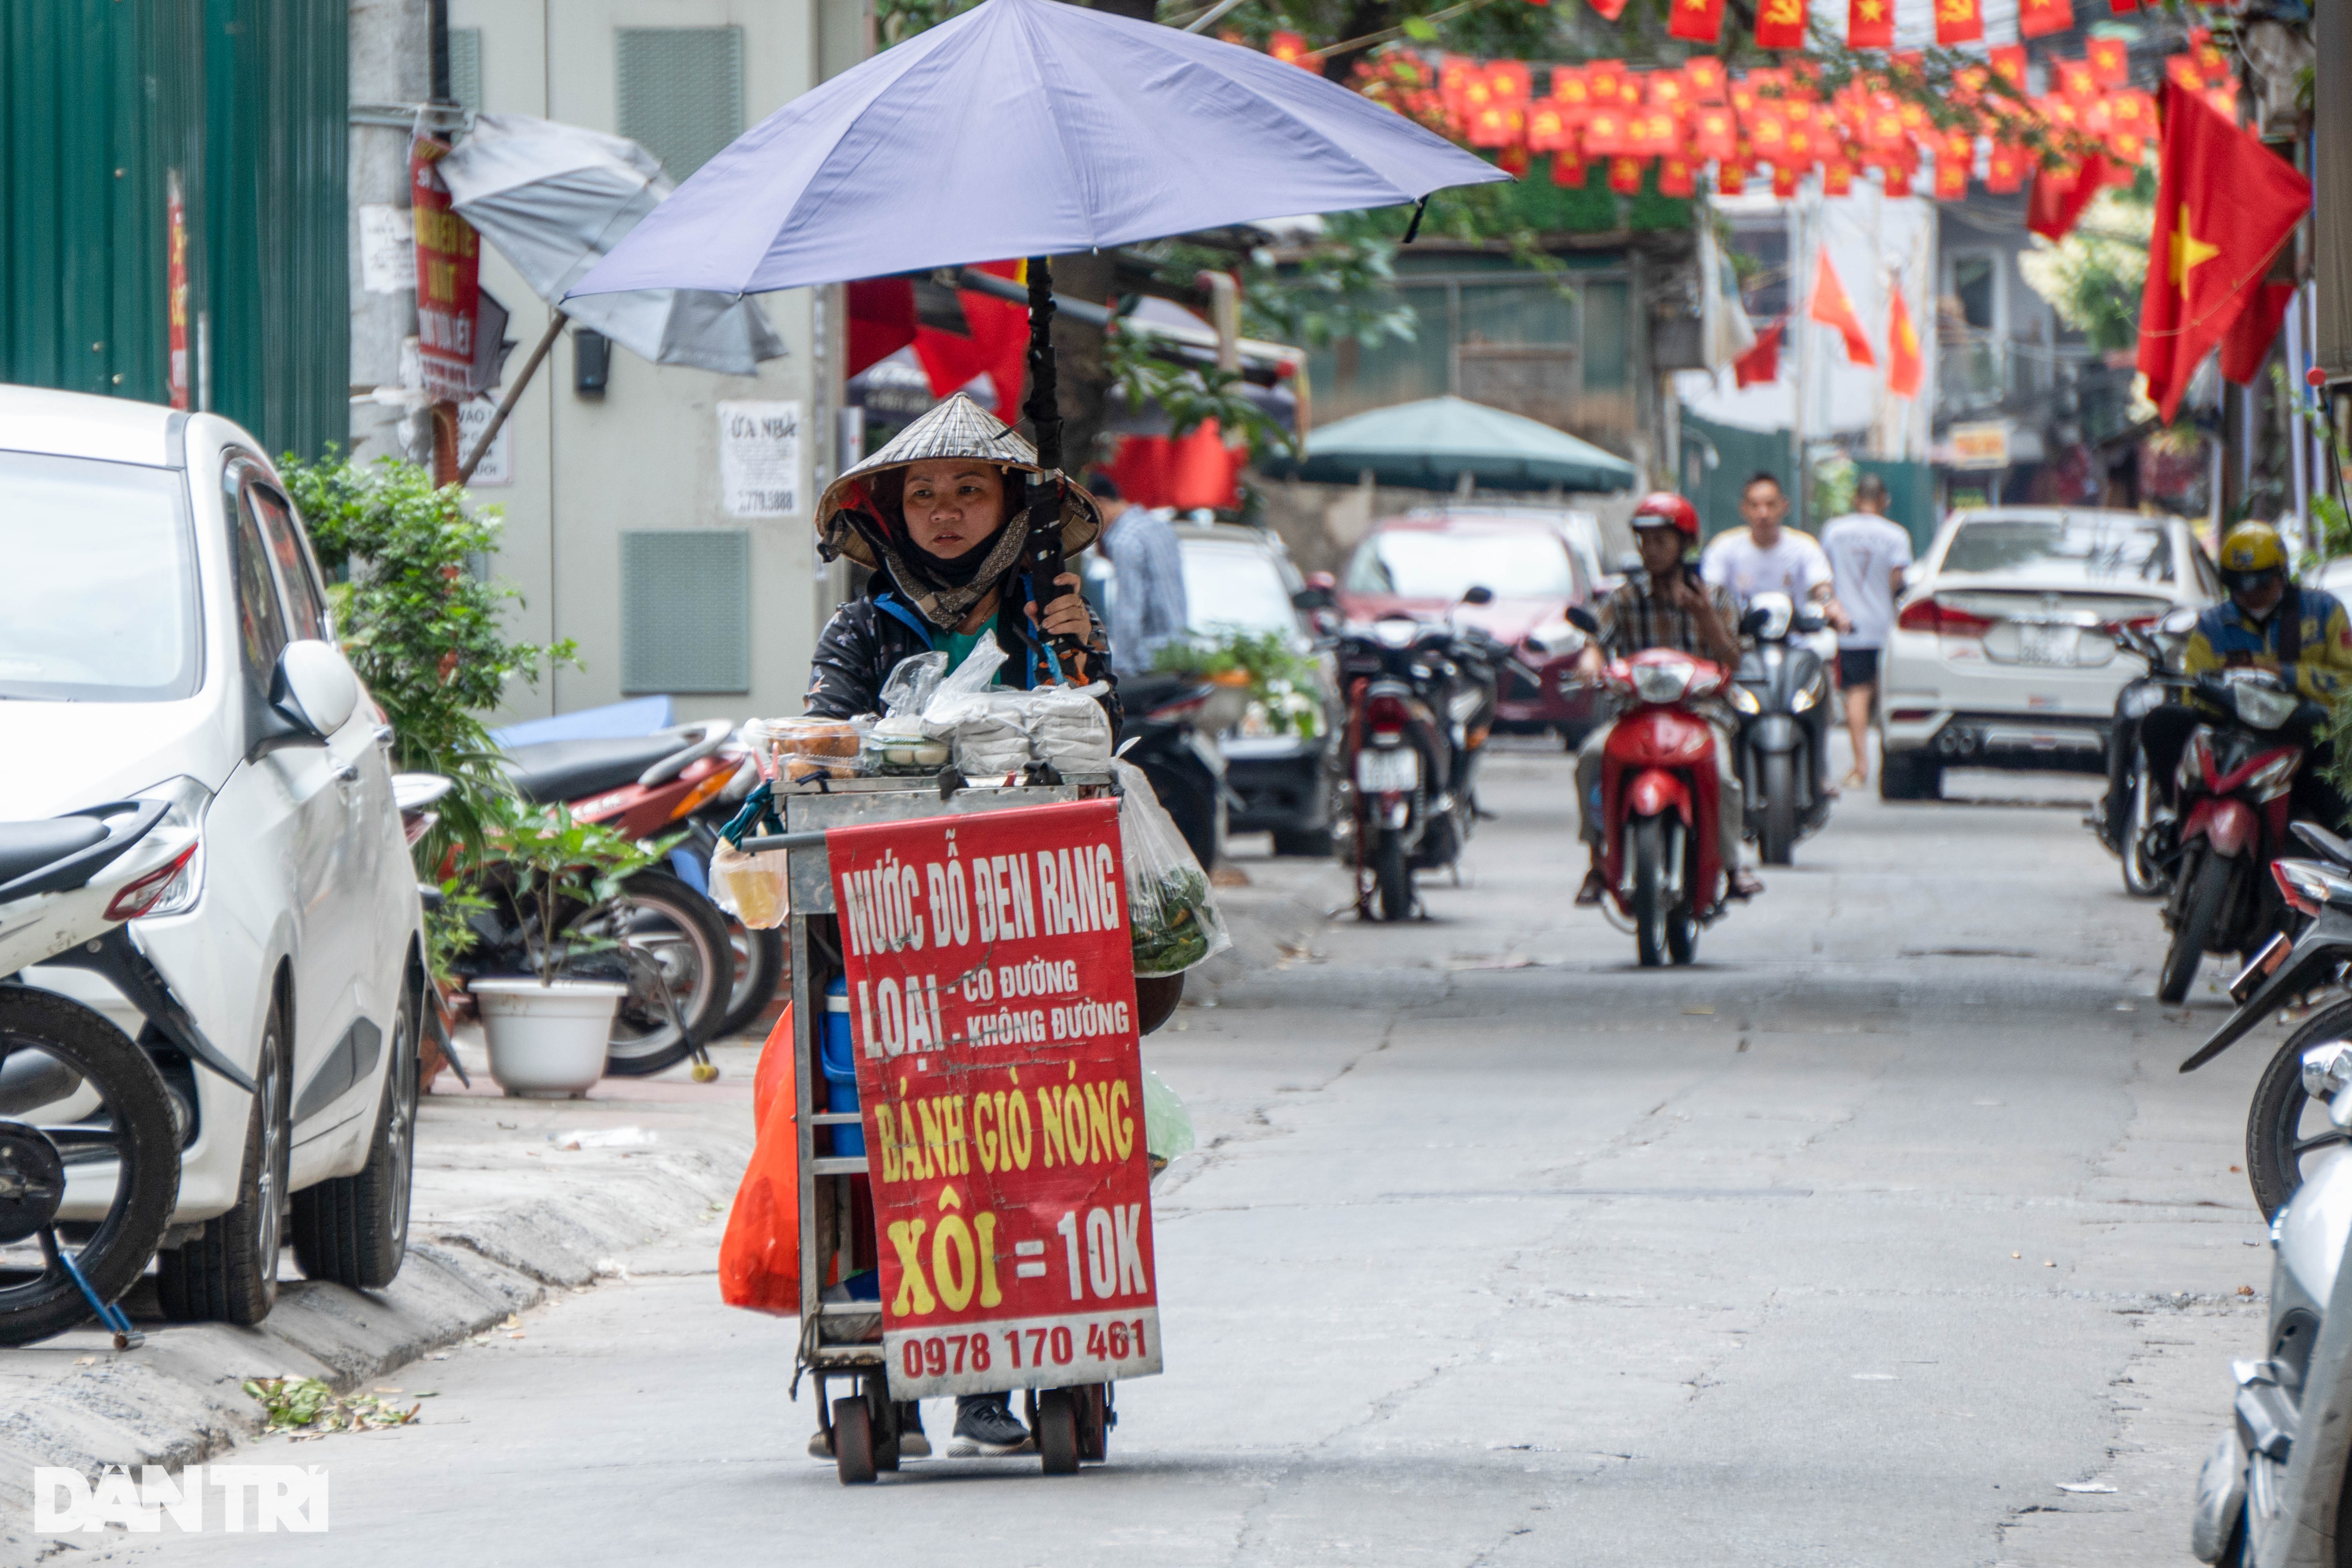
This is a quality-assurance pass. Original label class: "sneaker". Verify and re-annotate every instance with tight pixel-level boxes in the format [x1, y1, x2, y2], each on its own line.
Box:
[1575, 867, 1607, 906]
[896, 1403, 930, 1459]
[948, 1395, 1034, 1457]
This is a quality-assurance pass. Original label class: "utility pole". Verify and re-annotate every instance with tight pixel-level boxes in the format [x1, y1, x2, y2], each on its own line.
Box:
[348, 0, 435, 465]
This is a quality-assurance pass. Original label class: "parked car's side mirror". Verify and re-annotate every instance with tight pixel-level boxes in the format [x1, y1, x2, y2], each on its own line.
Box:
[1291, 585, 1336, 612]
[272, 641, 359, 739]
[1460, 584, 1495, 606]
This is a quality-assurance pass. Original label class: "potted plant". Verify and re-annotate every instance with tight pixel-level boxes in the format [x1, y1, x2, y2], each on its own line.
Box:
[459, 797, 671, 1098]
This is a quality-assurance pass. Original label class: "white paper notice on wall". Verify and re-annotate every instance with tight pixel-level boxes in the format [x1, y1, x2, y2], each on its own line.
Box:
[718, 401, 802, 517]
[456, 396, 510, 486]
[359, 205, 416, 295]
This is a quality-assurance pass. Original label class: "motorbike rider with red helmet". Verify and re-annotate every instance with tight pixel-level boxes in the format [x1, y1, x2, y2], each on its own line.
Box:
[1570, 492, 1762, 904]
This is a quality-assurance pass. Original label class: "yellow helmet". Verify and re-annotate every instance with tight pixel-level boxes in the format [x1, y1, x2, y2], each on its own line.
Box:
[2219, 521, 2288, 578]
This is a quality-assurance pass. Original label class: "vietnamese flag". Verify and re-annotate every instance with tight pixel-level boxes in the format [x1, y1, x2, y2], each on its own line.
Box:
[2137, 83, 2314, 421]
[1686, 56, 1727, 101]
[1986, 143, 2027, 193]
[2017, 0, 2071, 38]
[1735, 320, 1784, 386]
[2027, 153, 2121, 242]
[1659, 155, 1698, 196]
[2220, 281, 2297, 385]
[1550, 154, 1590, 187]
[1526, 102, 1572, 151]
[1809, 251, 1876, 367]
[1934, 0, 1983, 46]
[1989, 45, 2029, 91]
[1668, 0, 1724, 45]
[1488, 60, 1533, 103]
[1587, 0, 1630, 20]
[1694, 105, 1738, 160]
[1887, 286, 1923, 398]
[1587, 59, 1627, 105]
[1583, 108, 1629, 154]
[1718, 160, 1751, 195]
[1823, 160, 1855, 196]
[1607, 155, 1646, 194]
[2088, 36, 2130, 87]
[1754, 0, 1806, 51]
[1848, 0, 1893, 48]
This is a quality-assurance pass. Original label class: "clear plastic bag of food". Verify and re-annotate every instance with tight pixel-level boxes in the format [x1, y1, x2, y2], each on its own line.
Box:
[879, 652, 949, 719]
[1140, 1065, 1195, 1174]
[1112, 758, 1230, 976]
[708, 840, 789, 929]
[862, 654, 955, 773]
[1020, 681, 1114, 773]
[919, 636, 1010, 737]
[743, 715, 866, 783]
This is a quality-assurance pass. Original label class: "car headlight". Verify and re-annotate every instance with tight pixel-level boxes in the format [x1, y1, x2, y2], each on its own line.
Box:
[131, 775, 211, 918]
[1726, 684, 1760, 714]
[2232, 681, 2300, 730]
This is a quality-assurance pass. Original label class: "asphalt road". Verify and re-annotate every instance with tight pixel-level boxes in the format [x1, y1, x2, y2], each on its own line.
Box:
[107, 742, 2284, 1566]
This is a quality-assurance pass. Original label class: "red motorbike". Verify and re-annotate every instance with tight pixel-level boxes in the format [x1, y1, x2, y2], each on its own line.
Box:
[2155, 669, 2313, 1004]
[1597, 649, 1737, 967]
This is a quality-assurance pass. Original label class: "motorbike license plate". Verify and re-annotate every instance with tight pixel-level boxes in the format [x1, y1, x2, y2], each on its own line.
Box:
[2016, 624, 2078, 666]
[1354, 747, 1420, 793]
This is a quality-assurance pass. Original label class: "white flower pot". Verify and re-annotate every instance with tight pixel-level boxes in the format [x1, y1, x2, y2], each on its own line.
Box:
[470, 978, 628, 1098]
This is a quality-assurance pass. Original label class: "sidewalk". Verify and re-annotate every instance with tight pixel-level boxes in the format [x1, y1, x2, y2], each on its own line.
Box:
[0, 1026, 763, 1566]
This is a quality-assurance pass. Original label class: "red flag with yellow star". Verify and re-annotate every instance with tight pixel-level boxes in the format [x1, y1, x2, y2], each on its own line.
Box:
[1668, 0, 1724, 45]
[1848, 0, 1893, 48]
[1887, 285, 1923, 398]
[1808, 251, 1876, 368]
[2136, 83, 2312, 422]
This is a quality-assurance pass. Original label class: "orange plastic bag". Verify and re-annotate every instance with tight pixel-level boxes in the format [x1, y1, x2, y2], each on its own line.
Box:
[719, 1005, 800, 1316]
[752, 1002, 793, 1130]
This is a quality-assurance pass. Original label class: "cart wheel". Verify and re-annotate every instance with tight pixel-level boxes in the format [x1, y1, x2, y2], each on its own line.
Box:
[869, 1376, 900, 1472]
[1076, 1384, 1110, 1463]
[1036, 1389, 1080, 1475]
[833, 1396, 877, 1485]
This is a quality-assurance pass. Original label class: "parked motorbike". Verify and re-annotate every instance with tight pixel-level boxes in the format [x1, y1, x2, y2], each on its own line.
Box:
[1594, 648, 1742, 967]
[1728, 592, 1833, 866]
[1116, 672, 1236, 874]
[1334, 595, 1502, 922]
[452, 719, 742, 1078]
[2154, 669, 2316, 1005]
[2095, 608, 2199, 898]
[0, 799, 232, 1347]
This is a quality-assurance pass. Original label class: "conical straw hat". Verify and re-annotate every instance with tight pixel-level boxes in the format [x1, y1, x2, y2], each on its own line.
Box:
[817, 392, 1101, 569]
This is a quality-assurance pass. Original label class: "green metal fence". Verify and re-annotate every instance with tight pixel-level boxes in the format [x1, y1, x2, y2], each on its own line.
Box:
[0, 0, 347, 461]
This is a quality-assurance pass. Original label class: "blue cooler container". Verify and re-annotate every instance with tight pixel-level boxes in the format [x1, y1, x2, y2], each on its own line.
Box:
[821, 976, 864, 1156]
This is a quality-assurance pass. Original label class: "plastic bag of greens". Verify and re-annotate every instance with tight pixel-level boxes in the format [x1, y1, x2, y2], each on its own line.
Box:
[1140, 1066, 1194, 1175]
[1112, 758, 1230, 976]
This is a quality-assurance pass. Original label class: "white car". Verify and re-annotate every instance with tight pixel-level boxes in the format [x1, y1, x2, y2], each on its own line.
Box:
[1879, 507, 2220, 800]
[0, 387, 423, 1324]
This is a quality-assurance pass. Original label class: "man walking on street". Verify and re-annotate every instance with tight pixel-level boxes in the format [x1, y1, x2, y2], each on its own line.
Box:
[1701, 473, 1846, 626]
[1818, 474, 1913, 790]
[1093, 477, 1190, 673]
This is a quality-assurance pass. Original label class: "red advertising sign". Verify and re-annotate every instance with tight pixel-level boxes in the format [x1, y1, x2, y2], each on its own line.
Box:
[829, 799, 1162, 1401]
[409, 138, 481, 401]
[165, 172, 191, 412]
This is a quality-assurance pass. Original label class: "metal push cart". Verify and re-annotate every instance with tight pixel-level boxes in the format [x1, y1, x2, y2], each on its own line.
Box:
[757, 772, 1175, 1485]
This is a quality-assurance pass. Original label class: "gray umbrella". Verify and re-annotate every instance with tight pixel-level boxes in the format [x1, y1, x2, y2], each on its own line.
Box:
[436, 114, 788, 479]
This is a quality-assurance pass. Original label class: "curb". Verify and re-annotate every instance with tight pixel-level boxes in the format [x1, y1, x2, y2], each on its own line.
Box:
[0, 1142, 738, 1563]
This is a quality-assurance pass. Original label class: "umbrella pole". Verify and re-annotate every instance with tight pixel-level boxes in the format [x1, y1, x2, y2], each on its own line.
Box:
[1019, 255, 1087, 675]
[457, 312, 565, 486]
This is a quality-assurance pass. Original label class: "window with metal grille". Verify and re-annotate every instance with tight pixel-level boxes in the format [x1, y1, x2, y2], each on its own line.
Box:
[621, 531, 751, 694]
[448, 29, 484, 116]
[615, 27, 744, 182]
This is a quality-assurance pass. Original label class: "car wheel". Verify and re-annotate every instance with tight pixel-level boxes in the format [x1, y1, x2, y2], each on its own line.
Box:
[157, 1000, 289, 1325]
[290, 987, 418, 1289]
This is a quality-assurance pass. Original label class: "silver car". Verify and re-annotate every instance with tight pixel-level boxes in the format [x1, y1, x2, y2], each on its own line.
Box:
[1878, 508, 2220, 800]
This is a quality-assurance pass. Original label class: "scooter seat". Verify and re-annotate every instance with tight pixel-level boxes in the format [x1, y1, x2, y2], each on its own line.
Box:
[501, 735, 683, 805]
[0, 819, 108, 888]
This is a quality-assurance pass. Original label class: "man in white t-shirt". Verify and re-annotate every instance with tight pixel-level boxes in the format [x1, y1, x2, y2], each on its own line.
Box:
[1817, 474, 1915, 789]
[1700, 472, 1846, 621]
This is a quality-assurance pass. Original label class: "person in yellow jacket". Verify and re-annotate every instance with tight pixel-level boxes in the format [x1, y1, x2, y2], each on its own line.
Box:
[2135, 522, 2352, 830]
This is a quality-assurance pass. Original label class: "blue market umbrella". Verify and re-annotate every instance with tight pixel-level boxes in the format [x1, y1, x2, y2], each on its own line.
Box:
[1276, 396, 1638, 495]
[570, 0, 1505, 658]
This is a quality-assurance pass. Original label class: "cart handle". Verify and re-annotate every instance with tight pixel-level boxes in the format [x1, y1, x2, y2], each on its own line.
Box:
[736, 830, 829, 854]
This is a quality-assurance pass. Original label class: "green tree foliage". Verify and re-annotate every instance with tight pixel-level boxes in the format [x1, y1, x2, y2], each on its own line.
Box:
[278, 452, 578, 867]
[2016, 177, 2156, 356]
